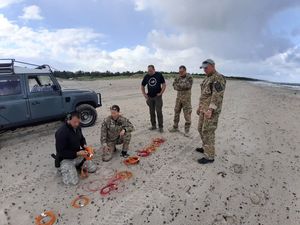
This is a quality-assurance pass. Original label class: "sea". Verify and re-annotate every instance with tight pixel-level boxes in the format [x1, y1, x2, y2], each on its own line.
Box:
[252, 81, 300, 91]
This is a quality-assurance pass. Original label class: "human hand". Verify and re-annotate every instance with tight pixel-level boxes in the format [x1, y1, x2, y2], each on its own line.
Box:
[204, 109, 213, 119]
[157, 93, 162, 97]
[120, 129, 126, 137]
[143, 93, 148, 99]
[77, 150, 88, 157]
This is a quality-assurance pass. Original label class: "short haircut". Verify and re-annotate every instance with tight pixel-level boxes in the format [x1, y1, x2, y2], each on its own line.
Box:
[179, 65, 186, 70]
[68, 111, 80, 120]
[110, 105, 120, 112]
[148, 65, 155, 70]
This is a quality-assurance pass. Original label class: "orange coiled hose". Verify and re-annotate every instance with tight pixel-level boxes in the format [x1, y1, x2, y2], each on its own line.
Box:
[100, 183, 118, 196]
[123, 156, 140, 165]
[84, 146, 94, 160]
[35, 211, 56, 225]
[71, 195, 90, 208]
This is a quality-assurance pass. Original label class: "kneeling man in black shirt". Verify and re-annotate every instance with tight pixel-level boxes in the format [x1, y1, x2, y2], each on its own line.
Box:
[55, 111, 96, 185]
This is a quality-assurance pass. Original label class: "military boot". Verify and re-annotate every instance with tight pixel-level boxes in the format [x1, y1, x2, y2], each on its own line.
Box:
[184, 129, 190, 137]
[168, 126, 178, 132]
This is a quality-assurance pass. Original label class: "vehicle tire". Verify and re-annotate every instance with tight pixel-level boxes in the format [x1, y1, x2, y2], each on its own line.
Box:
[76, 104, 98, 127]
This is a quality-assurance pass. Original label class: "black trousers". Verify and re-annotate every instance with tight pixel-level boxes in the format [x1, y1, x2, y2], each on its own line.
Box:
[146, 95, 163, 128]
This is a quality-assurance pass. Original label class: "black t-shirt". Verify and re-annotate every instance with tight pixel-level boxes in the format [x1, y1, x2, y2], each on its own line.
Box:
[141, 72, 165, 97]
[55, 123, 86, 161]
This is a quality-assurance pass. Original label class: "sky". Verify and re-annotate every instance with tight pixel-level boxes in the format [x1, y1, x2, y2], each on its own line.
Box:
[0, 0, 300, 83]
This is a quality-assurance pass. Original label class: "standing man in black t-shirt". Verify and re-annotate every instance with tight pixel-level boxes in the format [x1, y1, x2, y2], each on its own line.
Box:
[141, 65, 166, 133]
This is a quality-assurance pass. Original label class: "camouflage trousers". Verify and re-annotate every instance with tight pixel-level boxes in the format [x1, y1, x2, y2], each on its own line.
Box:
[60, 157, 97, 185]
[173, 96, 192, 132]
[102, 133, 131, 162]
[198, 112, 220, 160]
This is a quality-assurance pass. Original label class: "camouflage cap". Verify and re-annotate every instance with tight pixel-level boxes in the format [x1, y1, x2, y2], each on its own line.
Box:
[200, 59, 215, 69]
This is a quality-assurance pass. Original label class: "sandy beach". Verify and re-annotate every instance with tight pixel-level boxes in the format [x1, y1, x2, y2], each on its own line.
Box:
[0, 78, 299, 225]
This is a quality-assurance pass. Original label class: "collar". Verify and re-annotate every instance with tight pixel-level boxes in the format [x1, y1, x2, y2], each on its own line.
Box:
[66, 122, 78, 132]
[206, 71, 218, 77]
[111, 116, 120, 121]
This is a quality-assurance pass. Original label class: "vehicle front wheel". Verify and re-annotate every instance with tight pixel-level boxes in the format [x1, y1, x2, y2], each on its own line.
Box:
[76, 104, 98, 127]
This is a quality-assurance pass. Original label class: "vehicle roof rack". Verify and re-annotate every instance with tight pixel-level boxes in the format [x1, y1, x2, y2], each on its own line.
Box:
[0, 59, 54, 75]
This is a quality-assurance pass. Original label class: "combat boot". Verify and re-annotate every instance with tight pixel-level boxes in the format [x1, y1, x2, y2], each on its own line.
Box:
[195, 147, 204, 153]
[149, 126, 157, 130]
[168, 127, 178, 132]
[120, 150, 130, 158]
[184, 129, 190, 137]
[197, 157, 214, 164]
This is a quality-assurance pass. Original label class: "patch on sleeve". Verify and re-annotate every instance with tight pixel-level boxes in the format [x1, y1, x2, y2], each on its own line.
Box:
[214, 81, 224, 92]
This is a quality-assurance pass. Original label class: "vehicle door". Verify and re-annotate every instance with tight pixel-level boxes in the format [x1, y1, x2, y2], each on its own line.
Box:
[0, 75, 29, 129]
[26, 74, 64, 120]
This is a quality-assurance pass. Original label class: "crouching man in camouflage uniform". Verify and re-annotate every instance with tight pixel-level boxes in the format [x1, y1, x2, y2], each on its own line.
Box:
[55, 111, 97, 185]
[169, 65, 193, 137]
[196, 59, 226, 164]
[101, 105, 134, 162]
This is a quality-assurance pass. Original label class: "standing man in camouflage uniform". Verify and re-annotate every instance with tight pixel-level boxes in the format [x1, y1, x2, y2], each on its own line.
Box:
[196, 59, 226, 164]
[55, 111, 97, 185]
[169, 65, 193, 137]
[101, 105, 134, 162]
[141, 65, 166, 133]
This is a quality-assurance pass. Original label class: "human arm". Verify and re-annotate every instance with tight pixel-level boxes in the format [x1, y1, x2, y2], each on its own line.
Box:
[79, 127, 87, 148]
[141, 75, 148, 99]
[157, 74, 166, 96]
[100, 119, 108, 146]
[141, 85, 148, 99]
[209, 78, 226, 112]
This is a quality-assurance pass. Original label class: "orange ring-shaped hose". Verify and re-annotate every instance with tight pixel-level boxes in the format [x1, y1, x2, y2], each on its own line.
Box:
[137, 150, 151, 157]
[100, 183, 118, 196]
[152, 142, 161, 147]
[145, 146, 156, 153]
[115, 171, 133, 180]
[124, 156, 140, 165]
[71, 195, 90, 208]
[152, 138, 166, 144]
[35, 211, 56, 225]
[84, 146, 94, 160]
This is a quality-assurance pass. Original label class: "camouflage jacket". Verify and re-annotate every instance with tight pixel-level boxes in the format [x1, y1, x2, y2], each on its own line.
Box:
[199, 71, 226, 113]
[101, 115, 134, 144]
[173, 74, 193, 96]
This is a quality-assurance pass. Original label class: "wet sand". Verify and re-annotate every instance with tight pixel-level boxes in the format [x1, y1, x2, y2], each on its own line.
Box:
[0, 78, 299, 225]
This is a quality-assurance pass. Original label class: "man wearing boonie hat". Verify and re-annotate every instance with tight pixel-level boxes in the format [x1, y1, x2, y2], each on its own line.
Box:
[195, 59, 226, 164]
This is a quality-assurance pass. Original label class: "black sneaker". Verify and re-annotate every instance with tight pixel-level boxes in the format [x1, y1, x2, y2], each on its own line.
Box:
[121, 150, 130, 158]
[149, 126, 157, 130]
[195, 147, 204, 153]
[159, 127, 164, 133]
[197, 158, 214, 164]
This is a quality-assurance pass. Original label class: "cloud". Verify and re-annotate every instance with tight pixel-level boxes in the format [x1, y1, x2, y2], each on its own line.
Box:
[19, 5, 43, 20]
[1, 0, 300, 83]
[131, 0, 300, 82]
[132, 0, 148, 11]
[0, 0, 21, 8]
